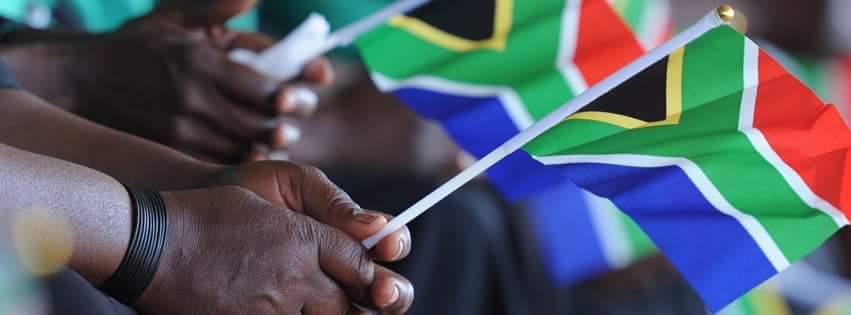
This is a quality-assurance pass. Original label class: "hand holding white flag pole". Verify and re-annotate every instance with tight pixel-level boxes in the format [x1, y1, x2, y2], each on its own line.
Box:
[230, 0, 431, 82]
[362, 5, 736, 248]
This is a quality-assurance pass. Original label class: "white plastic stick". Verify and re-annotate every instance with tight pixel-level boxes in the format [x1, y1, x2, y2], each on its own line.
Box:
[362, 9, 729, 249]
[230, 0, 431, 81]
[321, 0, 432, 51]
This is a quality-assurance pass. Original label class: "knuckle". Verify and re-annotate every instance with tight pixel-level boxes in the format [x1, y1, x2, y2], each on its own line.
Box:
[298, 164, 325, 181]
[179, 89, 208, 115]
[288, 214, 321, 245]
[325, 229, 372, 283]
[168, 117, 194, 142]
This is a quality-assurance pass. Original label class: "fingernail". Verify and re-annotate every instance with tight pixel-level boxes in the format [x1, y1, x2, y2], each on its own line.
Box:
[380, 281, 400, 307]
[279, 90, 297, 113]
[355, 212, 380, 225]
[292, 86, 318, 108]
[282, 124, 301, 143]
[268, 150, 289, 161]
[394, 238, 405, 260]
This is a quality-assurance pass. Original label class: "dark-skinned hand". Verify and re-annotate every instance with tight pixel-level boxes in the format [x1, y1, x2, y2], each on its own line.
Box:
[9, 0, 329, 163]
[204, 161, 413, 264]
[136, 186, 412, 314]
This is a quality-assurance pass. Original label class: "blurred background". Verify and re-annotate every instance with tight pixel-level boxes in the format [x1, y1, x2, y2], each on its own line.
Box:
[0, 0, 849, 314]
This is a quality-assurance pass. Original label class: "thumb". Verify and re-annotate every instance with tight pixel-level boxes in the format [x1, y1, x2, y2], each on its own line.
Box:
[156, 0, 257, 28]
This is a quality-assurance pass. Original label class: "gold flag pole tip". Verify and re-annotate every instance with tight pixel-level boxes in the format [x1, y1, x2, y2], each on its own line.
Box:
[717, 4, 736, 23]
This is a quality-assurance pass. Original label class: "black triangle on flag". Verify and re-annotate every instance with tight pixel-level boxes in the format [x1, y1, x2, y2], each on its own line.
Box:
[390, 0, 512, 52]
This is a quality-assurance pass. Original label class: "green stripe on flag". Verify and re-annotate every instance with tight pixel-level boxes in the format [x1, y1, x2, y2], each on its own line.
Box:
[797, 58, 831, 101]
[358, 0, 579, 119]
[525, 26, 838, 262]
[611, 0, 646, 35]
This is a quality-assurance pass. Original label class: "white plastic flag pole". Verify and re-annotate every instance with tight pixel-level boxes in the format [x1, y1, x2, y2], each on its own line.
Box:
[230, 0, 431, 81]
[362, 6, 735, 249]
[321, 0, 432, 51]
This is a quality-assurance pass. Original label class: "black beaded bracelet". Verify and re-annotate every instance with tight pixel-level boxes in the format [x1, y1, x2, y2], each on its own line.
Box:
[100, 189, 168, 305]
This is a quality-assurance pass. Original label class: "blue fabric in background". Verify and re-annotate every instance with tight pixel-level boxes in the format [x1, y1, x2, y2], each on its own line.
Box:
[526, 180, 613, 286]
[0, 61, 21, 90]
[394, 87, 567, 201]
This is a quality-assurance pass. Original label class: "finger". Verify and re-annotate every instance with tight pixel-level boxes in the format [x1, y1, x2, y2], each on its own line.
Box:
[172, 117, 246, 162]
[185, 86, 275, 141]
[312, 220, 374, 302]
[367, 266, 414, 315]
[229, 31, 275, 52]
[288, 166, 413, 260]
[267, 149, 290, 161]
[370, 213, 411, 262]
[212, 58, 279, 114]
[244, 144, 270, 162]
[269, 124, 302, 150]
[298, 58, 334, 86]
[302, 274, 351, 315]
[338, 211, 411, 262]
[275, 86, 318, 116]
[156, 0, 257, 28]
[289, 166, 384, 238]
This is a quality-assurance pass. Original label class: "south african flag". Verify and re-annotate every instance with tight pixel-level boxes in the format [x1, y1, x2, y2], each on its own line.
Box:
[526, 26, 851, 311]
[358, 0, 644, 201]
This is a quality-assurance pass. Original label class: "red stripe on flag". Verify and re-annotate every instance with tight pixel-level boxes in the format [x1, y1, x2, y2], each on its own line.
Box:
[753, 50, 851, 218]
[573, 0, 645, 85]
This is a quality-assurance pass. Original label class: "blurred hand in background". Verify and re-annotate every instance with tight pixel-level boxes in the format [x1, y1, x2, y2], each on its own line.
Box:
[1, 0, 331, 163]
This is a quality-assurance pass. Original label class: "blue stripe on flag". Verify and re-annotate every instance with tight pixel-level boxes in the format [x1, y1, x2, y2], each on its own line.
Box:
[556, 162, 777, 311]
[393, 87, 564, 201]
[526, 180, 613, 286]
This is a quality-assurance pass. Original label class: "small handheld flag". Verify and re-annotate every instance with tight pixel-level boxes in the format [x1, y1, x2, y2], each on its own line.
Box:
[363, 6, 730, 247]
[364, 4, 851, 311]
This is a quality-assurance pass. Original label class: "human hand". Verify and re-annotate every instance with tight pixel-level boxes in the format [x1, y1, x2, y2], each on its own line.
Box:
[204, 161, 412, 264]
[137, 186, 413, 314]
[61, 0, 330, 163]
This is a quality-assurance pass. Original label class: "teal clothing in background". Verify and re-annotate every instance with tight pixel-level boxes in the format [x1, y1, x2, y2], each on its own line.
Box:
[259, 1, 389, 37]
[259, 1, 393, 58]
[0, 0, 257, 32]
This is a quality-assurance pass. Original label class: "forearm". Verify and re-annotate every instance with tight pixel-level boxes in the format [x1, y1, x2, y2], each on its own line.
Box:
[0, 142, 130, 284]
[0, 90, 216, 190]
[0, 40, 83, 112]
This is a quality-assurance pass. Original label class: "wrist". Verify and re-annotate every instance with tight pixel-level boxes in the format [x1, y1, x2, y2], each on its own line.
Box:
[176, 159, 229, 189]
[100, 188, 169, 306]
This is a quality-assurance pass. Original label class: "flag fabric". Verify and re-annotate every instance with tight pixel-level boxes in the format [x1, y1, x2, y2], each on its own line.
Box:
[608, 0, 673, 50]
[358, 0, 644, 201]
[526, 25, 851, 311]
[357, 0, 660, 287]
[527, 0, 674, 286]
[757, 45, 851, 122]
[526, 180, 655, 285]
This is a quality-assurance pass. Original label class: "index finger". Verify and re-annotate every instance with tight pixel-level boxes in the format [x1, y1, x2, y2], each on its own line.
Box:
[212, 57, 279, 114]
[293, 166, 411, 261]
[310, 218, 375, 302]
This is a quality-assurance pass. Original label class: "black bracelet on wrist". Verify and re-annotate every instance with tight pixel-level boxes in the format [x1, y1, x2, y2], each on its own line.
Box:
[100, 189, 168, 305]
